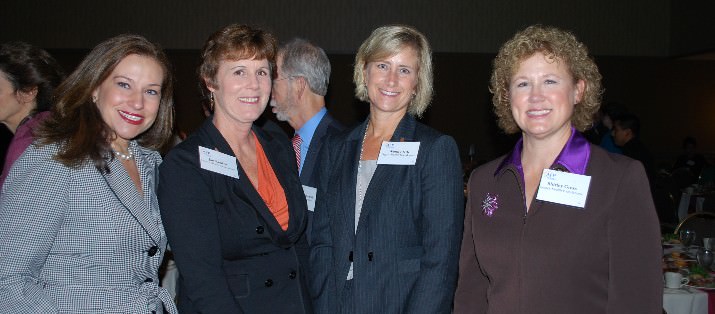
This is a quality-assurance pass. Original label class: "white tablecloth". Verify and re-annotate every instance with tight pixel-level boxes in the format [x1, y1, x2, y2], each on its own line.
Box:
[664, 287, 708, 314]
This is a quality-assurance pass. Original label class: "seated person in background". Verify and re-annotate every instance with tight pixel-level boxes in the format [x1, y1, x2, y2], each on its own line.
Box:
[584, 101, 626, 154]
[613, 113, 655, 183]
[673, 136, 706, 182]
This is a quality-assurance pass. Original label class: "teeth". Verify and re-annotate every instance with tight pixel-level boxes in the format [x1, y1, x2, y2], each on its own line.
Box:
[527, 109, 551, 116]
[380, 90, 398, 96]
[240, 97, 258, 103]
[119, 111, 142, 121]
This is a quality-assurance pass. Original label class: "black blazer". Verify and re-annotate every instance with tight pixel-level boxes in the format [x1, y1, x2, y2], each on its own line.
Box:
[158, 118, 311, 314]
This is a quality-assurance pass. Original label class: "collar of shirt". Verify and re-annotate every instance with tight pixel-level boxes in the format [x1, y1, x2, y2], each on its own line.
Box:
[495, 126, 591, 179]
[295, 107, 327, 174]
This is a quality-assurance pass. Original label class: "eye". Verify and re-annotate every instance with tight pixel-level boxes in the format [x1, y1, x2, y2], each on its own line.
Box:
[376, 63, 388, 70]
[257, 69, 269, 76]
[545, 79, 557, 84]
[233, 69, 245, 76]
[145, 89, 160, 96]
[117, 82, 130, 89]
[399, 68, 411, 75]
[515, 81, 528, 88]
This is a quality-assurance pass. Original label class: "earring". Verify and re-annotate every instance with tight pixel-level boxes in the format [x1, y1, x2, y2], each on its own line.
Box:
[210, 93, 215, 111]
[92, 96, 97, 103]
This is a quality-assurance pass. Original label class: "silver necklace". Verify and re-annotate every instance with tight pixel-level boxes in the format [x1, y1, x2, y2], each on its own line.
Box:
[113, 149, 134, 160]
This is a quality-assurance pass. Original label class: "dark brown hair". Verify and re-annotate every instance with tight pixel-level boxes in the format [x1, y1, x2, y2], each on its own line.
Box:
[0, 41, 65, 112]
[37, 34, 174, 170]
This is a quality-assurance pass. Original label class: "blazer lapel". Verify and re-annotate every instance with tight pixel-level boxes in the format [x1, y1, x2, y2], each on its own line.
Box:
[355, 115, 417, 233]
[257, 126, 308, 245]
[300, 114, 331, 185]
[341, 120, 367, 234]
[200, 119, 285, 236]
[102, 142, 161, 243]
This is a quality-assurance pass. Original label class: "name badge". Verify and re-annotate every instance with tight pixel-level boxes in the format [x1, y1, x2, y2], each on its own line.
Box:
[535, 169, 591, 208]
[302, 185, 317, 212]
[377, 142, 420, 165]
[198, 146, 239, 179]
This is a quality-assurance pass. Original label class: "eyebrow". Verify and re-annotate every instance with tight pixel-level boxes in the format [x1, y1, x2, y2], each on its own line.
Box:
[114, 75, 162, 88]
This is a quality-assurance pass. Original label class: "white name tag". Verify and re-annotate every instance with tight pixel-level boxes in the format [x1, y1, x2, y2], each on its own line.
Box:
[535, 169, 591, 208]
[302, 185, 317, 212]
[198, 146, 239, 179]
[377, 142, 420, 165]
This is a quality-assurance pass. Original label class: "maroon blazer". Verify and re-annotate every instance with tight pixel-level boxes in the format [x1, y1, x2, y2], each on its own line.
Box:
[455, 144, 663, 314]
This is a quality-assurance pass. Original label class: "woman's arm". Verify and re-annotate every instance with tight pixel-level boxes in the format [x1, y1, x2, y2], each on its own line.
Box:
[158, 147, 243, 314]
[406, 135, 465, 314]
[607, 159, 662, 312]
[0, 146, 65, 313]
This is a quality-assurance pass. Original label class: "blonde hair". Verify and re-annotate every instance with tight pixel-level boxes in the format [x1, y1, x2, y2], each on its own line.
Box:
[353, 25, 433, 117]
[490, 25, 603, 133]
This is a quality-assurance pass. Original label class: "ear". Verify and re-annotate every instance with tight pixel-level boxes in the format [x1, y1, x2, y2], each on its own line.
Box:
[91, 87, 99, 104]
[203, 76, 217, 93]
[574, 79, 586, 104]
[295, 77, 307, 99]
[16, 86, 38, 104]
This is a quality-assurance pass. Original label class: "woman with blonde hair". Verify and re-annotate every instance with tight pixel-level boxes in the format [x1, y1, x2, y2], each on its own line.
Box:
[310, 24, 463, 314]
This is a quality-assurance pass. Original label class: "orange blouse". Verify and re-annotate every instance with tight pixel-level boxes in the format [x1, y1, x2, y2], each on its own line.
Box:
[252, 133, 289, 230]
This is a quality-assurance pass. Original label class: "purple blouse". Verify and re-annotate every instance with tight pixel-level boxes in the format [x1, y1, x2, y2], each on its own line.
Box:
[495, 126, 592, 180]
[0, 111, 50, 190]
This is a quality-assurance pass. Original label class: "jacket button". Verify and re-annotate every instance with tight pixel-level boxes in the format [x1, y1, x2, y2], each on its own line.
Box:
[147, 246, 159, 257]
[368, 252, 374, 261]
[144, 278, 153, 283]
[264, 279, 273, 287]
[256, 226, 264, 234]
[289, 271, 297, 279]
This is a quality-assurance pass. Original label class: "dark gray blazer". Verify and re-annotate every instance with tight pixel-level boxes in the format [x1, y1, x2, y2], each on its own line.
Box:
[310, 114, 464, 314]
[299, 111, 344, 189]
[158, 118, 311, 314]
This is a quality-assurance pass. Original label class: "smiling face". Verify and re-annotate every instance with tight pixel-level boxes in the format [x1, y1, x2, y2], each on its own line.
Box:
[509, 52, 585, 141]
[92, 54, 164, 149]
[208, 57, 271, 126]
[364, 46, 419, 117]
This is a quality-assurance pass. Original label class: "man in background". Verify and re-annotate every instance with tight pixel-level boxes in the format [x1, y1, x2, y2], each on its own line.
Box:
[270, 38, 344, 244]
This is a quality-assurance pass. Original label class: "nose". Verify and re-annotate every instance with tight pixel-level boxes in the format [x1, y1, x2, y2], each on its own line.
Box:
[247, 73, 261, 90]
[130, 90, 145, 110]
[386, 69, 399, 87]
[528, 83, 544, 102]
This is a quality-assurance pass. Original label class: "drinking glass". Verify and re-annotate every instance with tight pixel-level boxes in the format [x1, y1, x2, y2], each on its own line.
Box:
[680, 229, 697, 253]
[697, 248, 714, 270]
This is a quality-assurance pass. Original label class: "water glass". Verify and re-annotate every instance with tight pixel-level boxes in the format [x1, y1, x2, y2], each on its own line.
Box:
[697, 248, 714, 270]
[680, 229, 697, 252]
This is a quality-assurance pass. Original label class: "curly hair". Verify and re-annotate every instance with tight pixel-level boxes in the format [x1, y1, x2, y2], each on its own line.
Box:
[353, 24, 433, 117]
[490, 25, 602, 133]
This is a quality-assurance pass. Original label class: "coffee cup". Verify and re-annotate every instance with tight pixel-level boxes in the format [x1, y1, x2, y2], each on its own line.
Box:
[664, 271, 690, 288]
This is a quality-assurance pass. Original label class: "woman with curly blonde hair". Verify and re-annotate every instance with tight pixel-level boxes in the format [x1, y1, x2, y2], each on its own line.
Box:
[454, 25, 662, 313]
